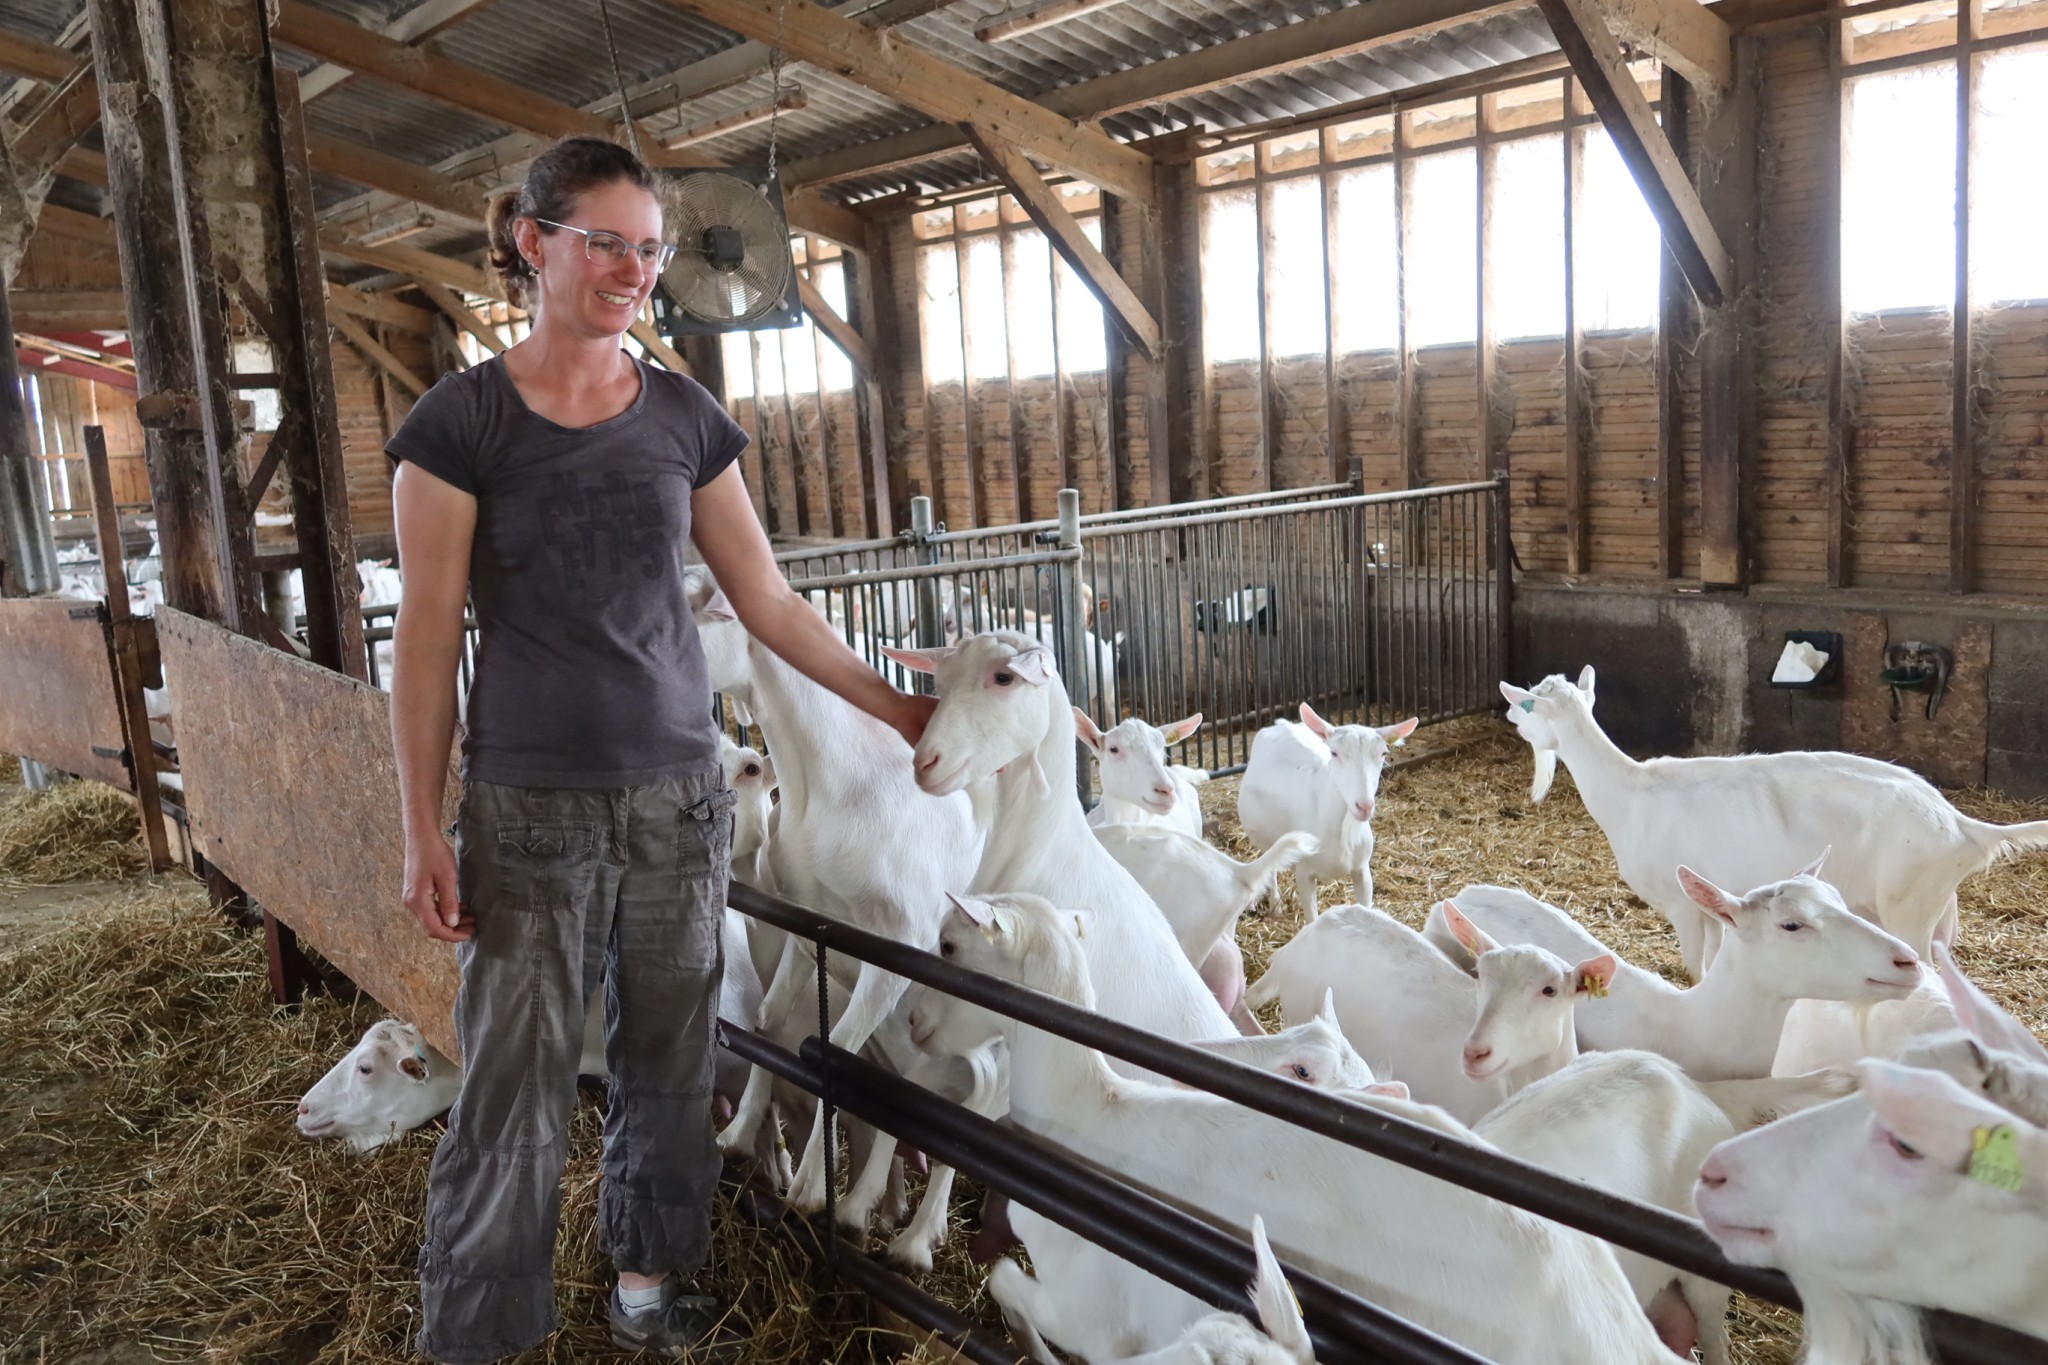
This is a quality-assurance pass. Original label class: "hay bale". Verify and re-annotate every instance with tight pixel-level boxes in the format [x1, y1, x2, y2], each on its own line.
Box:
[0, 779, 147, 887]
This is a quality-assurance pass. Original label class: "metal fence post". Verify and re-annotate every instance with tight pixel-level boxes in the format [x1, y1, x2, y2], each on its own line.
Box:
[1493, 469, 1514, 686]
[1057, 489, 1094, 806]
[910, 496, 942, 667]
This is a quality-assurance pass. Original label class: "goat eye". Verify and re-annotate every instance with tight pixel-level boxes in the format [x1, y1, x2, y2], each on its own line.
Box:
[1885, 1130, 1922, 1160]
[939, 940, 955, 958]
[993, 671, 1015, 687]
[1291, 1064, 1311, 1080]
[743, 763, 760, 776]
[1541, 986, 1557, 997]
[358, 1063, 374, 1075]
[1779, 921, 1804, 933]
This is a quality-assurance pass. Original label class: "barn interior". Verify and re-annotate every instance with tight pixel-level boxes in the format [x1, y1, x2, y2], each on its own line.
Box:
[0, 0, 2045, 1359]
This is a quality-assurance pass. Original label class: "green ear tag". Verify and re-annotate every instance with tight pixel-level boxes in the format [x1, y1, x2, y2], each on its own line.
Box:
[1520, 699, 1536, 713]
[1969, 1125, 2024, 1193]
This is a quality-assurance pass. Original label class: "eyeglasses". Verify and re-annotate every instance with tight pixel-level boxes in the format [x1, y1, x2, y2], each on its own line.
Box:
[534, 219, 677, 272]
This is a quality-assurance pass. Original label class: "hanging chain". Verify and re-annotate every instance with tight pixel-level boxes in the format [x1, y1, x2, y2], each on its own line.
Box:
[598, 0, 644, 164]
[764, 0, 791, 191]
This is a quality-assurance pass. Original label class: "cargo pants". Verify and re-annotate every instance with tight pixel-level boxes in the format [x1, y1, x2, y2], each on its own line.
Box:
[416, 770, 736, 1363]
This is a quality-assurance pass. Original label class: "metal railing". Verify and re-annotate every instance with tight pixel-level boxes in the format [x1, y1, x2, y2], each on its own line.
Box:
[722, 882, 2043, 1365]
[768, 474, 1510, 777]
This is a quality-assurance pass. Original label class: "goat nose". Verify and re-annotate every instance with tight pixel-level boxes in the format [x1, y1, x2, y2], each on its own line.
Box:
[1152, 785, 1174, 799]
[1894, 952, 1920, 971]
[1463, 1045, 1491, 1065]
[1353, 799, 1375, 821]
[916, 750, 941, 774]
[1697, 1156, 1729, 1189]
[297, 1100, 311, 1116]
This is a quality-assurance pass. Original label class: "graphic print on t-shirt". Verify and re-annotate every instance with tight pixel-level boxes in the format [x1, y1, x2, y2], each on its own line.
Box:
[537, 469, 671, 590]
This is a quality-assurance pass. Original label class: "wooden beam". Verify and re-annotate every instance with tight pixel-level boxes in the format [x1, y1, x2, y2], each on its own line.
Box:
[967, 127, 1160, 358]
[34, 202, 112, 247]
[1695, 36, 1755, 586]
[787, 0, 1521, 188]
[1658, 73, 1694, 579]
[0, 24, 79, 84]
[55, 144, 104, 184]
[797, 272, 875, 378]
[977, 0, 1121, 42]
[665, 90, 808, 149]
[295, 0, 504, 102]
[1950, 0, 1978, 593]
[1254, 153, 1274, 493]
[1562, 85, 1588, 573]
[327, 281, 436, 332]
[784, 188, 870, 253]
[413, 278, 505, 354]
[1600, 0, 1733, 91]
[628, 316, 692, 375]
[1394, 116, 1418, 491]
[331, 311, 427, 397]
[318, 228, 499, 299]
[305, 131, 487, 226]
[1818, 48, 1848, 589]
[1476, 93, 1501, 486]
[1537, 0, 1733, 306]
[661, 0, 1156, 204]
[10, 65, 99, 185]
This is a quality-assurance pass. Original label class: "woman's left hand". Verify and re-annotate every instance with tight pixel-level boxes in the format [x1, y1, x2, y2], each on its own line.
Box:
[890, 692, 940, 748]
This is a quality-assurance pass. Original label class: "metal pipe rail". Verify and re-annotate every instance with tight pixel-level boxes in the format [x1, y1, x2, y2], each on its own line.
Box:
[1076, 480, 1509, 540]
[724, 884, 2044, 1365]
[930, 482, 1358, 544]
[723, 1023, 1483, 1365]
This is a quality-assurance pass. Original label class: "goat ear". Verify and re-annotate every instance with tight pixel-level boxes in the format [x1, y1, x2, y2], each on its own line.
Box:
[880, 644, 954, 674]
[701, 588, 738, 622]
[1677, 866, 1741, 926]
[1441, 901, 1499, 958]
[1298, 702, 1332, 738]
[1500, 681, 1535, 709]
[1072, 707, 1105, 752]
[1160, 713, 1203, 746]
[399, 1053, 430, 1083]
[1316, 986, 1339, 1027]
[1576, 665, 1596, 696]
[1379, 716, 1420, 746]
[1364, 1080, 1409, 1100]
[1069, 908, 1096, 940]
[946, 892, 997, 928]
[1858, 1060, 2004, 1173]
[1009, 649, 1055, 686]
[728, 696, 755, 731]
[1575, 955, 1618, 999]
[1797, 846, 1832, 879]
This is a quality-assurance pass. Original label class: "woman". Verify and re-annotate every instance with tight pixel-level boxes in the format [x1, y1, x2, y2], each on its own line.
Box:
[387, 136, 932, 1362]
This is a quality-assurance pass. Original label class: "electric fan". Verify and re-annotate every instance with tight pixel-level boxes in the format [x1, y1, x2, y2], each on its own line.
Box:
[652, 166, 804, 337]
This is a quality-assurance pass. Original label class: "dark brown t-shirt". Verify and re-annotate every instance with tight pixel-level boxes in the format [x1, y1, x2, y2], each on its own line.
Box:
[386, 354, 747, 788]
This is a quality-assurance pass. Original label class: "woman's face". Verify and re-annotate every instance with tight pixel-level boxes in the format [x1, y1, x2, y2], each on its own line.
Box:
[516, 177, 665, 340]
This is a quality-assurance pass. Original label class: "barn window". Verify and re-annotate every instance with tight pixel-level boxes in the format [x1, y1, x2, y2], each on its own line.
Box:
[1841, 64, 1957, 313]
[1972, 41, 2048, 303]
[1489, 133, 1566, 341]
[1199, 186, 1259, 363]
[1573, 127, 1662, 332]
[717, 238, 855, 400]
[1406, 148, 1478, 347]
[1330, 162, 1399, 353]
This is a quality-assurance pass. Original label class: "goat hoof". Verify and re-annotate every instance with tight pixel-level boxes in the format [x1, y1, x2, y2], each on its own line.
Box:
[715, 1122, 754, 1155]
[884, 1231, 935, 1274]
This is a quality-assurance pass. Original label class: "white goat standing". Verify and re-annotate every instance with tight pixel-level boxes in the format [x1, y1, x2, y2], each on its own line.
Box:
[1102, 1217, 1315, 1365]
[1237, 704, 1417, 917]
[691, 575, 983, 1237]
[1422, 872, 1923, 1081]
[917, 891, 1688, 1365]
[1247, 902, 1612, 1124]
[1502, 666, 2048, 976]
[1093, 824, 1318, 1034]
[1695, 1060, 2048, 1360]
[1080, 709, 1210, 839]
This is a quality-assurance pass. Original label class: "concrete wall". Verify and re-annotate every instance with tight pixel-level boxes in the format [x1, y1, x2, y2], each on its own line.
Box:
[1512, 580, 2048, 797]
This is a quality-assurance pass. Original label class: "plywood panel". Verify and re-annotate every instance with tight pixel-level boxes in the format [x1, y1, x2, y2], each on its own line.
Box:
[0, 599, 130, 788]
[156, 609, 464, 1058]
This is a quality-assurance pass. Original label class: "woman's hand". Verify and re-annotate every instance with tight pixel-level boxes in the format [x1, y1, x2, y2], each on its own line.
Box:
[403, 830, 473, 943]
[890, 692, 940, 749]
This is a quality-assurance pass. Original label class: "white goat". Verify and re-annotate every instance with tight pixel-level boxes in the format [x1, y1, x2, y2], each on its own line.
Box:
[1080, 709, 1209, 839]
[1247, 902, 1611, 1123]
[1696, 1060, 2048, 1359]
[721, 734, 776, 894]
[690, 574, 983, 1237]
[1092, 824, 1318, 1034]
[919, 891, 1688, 1365]
[297, 1020, 461, 1151]
[1422, 873, 1923, 1081]
[1476, 1051, 1738, 1365]
[1237, 704, 1418, 917]
[1102, 1217, 1314, 1365]
[1502, 666, 2048, 975]
[1188, 991, 1392, 1094]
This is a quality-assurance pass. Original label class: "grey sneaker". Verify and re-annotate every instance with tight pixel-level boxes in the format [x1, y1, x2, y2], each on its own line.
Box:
[609, 1281, 747, 1360]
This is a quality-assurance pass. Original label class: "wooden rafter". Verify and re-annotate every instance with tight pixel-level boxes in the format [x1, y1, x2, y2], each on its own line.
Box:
[796, 273, 876, 379]
[295, 0, 505, 102]
[966, 126, 1160, 359]
[305, 132, 487, 226]
[1537, 0, 1732, 305]
[0, 24, 78, 84]
[327, 282, 436, 332]
[788, 0, 1522, 187]
[1600, 0, 1732, 91]
[317, 228, 499, 299]
[657, 0, 1156, 204]
[628, 317, 693, 374]
[977, 0, 1122, 43]
[330, 311, 428, 397]
[413, 278, 506, 355]
[10, 65, 99, 185]
[664, 90, 808, 148]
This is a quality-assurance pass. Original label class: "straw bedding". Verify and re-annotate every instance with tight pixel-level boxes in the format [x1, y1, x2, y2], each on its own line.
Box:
[2, 725, 2042, 1364]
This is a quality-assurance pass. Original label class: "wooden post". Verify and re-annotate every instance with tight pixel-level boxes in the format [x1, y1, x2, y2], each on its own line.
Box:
[1563, 85, 1589, 574]
[1658, 75, 1694, 581]
[1102, 194, 1133, 512]
[1321, 127, 1344, 484]
[954, 231, 986, 527]
[1253, 155, 1275, 492]
[997, 225, 1027, 521]
[851, 214, 905, 535]
[1696, 37, 1757, 587]
[88, 0, 236, 625]
[83, 424, 173, 872]
[1394, 113, 1419, 490]
[0, 281, 56, 596]
[1949, 0, 1979, 594]
[1156, 140, 1205, 504]
[1476, 92, 1501, 487]
[1820, 50, 1850, 590]
[1049, 224, 1074, 500]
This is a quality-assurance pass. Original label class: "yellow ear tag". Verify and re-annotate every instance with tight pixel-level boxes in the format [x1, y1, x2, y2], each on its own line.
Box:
[989, 904, 1016, 937]
[1072, 914, 1087, 940]
[1970, 1125, 2024, 1193]
[1583, 974, 1609, 999]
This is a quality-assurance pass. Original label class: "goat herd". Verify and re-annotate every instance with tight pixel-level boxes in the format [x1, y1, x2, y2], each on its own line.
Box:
[296, 577, 2048, 1365]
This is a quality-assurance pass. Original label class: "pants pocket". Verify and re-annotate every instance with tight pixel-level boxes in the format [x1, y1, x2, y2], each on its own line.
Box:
[677, 788, 736, 878]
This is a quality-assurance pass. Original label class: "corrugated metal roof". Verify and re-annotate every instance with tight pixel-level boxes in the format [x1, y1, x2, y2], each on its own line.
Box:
[431, 0, 747, 111]
[0, 0, 79, 45]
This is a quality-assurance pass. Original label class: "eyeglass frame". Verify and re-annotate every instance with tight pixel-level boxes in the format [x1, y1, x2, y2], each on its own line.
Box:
[532, 218, 678, 272]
